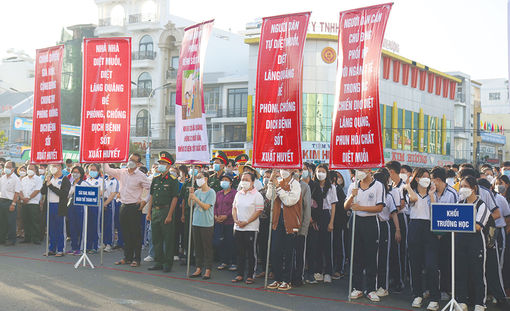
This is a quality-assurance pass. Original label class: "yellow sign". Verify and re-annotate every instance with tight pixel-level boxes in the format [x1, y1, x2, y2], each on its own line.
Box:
[321, 47, 336, 64]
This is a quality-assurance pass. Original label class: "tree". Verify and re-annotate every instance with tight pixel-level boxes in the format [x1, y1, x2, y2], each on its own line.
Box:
[0, 130, 7, 148]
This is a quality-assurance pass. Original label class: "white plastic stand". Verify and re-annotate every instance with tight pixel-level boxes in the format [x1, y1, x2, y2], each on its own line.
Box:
[75, 205, 94, 269]
[442, 232, 460, 311]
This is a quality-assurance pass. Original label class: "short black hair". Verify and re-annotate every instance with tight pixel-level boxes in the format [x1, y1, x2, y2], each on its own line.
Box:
[459, 168, 478, 179]
[131, 153, 142, 163]
[65, 159, 73, 164]
[139, 166, 148, 174]
[446, 169, 456, 179]
[452, 164, 459, 170]
[385, 161, 401, 174]
[242, 172, 256, 182]
[0, 157, 6, 163]
[431, 166, 446, 183]
[401, 165, 412, 173]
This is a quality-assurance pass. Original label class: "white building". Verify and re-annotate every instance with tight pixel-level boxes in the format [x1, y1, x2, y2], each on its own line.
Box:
[0, 51, 34, 93]
[478, 78, 510, 114]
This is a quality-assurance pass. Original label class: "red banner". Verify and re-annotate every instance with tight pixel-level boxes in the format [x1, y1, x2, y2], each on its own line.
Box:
[31, 45, 64, 164]
[253, 12, 310, 169]
[175, 20, 214, 164]
[80, 38, 131, 163]
[330, 3, 392, 169]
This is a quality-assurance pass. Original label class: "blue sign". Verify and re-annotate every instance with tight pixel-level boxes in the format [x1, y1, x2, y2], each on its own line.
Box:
[431, 203, 475, 233]
[73, 186, 99, 207]
[480, 131, 506, 145]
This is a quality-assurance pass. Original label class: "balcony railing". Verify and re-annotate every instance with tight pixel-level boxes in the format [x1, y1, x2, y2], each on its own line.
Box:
[131, 88, 152, 98]
[166, 68, 177, 80]
[98, 18, 111, 27]
[132, 51, 157, 60]
[129, 14, 157, 24]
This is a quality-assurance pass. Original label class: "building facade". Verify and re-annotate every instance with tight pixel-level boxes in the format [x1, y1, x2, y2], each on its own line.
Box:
[479, 78, 510, 114]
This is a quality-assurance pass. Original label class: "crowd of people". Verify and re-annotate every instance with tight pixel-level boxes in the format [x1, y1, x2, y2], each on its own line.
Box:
[1, 152, 510, 311]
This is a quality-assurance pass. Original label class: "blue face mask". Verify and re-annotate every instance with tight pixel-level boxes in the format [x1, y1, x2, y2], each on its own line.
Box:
[213, 163, 221, 172]
[89, 171, 99, 179]
[157, 164, 167, 173]
[301, 170, 310, 179]
[504, 170, 510, 178]
[220, 180, 230, 190]
[189, 168, 198, 176]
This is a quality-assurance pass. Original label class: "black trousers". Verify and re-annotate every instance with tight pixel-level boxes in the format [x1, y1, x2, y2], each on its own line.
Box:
[377, 220, 390, 290]
[257, 217, 269, 270]
[439, 233, 452, 293]
[193, 226, 214, 270]
[408, 219, 440, 301]
[271, 213, 296, 283]
[21, 203, 41, 243]
[486, 234, 506, 300]
[352, 215, 379, 293]
[292, 235, 306, 285]
[311, 209, 333, 275]
[333, 220, 347, 274]
[235, 230, 256, 278]
[120, 203, 142, 262]
[388, 213, 408, 289]
[455, 231, 486, 306]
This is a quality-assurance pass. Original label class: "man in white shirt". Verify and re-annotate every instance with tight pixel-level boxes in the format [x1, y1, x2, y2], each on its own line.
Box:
[20, 164, 43, 244]
[0, 161, 21, 246]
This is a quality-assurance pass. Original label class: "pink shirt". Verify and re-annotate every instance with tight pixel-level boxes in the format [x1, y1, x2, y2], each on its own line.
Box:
[104, 164, 151, 204]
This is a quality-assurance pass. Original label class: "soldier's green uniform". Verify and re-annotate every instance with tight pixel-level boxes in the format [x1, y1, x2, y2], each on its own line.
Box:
[208, 172, 223, 192]
[149, 152, 179, 272]
[210, 150, 228, 192]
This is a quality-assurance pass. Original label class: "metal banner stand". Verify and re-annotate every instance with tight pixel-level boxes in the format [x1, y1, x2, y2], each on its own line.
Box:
[45, 196, 50, 256]
[441, 232, 460, 311]
[75, 205, 94, 269]
[100, 164, 106, 265]
[186, 164, 196, 277]
[348, 179, 358, 301]
[264, 183, 276, 288]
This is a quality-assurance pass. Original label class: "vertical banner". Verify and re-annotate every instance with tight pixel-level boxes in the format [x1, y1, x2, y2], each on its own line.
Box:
[31, 45, 64, 164]
[253, 12, 310, 169]
[330, 3, 392, 169]
[80, 38, 131, 163]
[175, 20, 214, 164]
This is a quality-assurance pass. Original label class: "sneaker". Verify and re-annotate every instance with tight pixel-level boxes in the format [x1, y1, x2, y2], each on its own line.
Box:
[228, 264, 238, 271]
[350, 289, 363, 300]
[313, 273, 324, 282]
[104, 245, 112, 252]
[267, 281, 280, 289]
[278, 282, 292, 291]
[306, 276, 318, 284]
[367, 291, 380, 302]
[426, 301, 439, 311]
[376, 287, 389, 297]
[332, 272, 344, 280]
[440, 292, 450, 301]
[173, 256, 179, 260]
[217, 263, 228, 270]
[458, 303, 468, 311]
[473, 305, 485, 311]
[324, 274, 332, 283]
[144, 255, 154, 262]
[66, 250, 74, 255]
[73, 250, 81, 256]
[55, 252, 64, 257]
[412, 297, 423, 308]
[44, 251, 56, 256]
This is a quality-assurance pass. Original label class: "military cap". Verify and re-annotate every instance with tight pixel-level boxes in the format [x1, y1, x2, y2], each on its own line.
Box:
[212, 150, 228, 166]
[158, 151, 174, 165]
[234, 153, 249, 164]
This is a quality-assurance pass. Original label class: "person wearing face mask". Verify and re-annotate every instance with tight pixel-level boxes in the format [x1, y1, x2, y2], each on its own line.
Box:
[15, 166, 28, 239]
[213, 173, 237, 272]
[0, 161, 21, 246]
[405, 168, 440, 311]
[67, 166, 88, 255]
[231, 172, 264, 284]
[445, 169, 456, 187]
[266, 168, 302, 291]
[492, 176, 510, 269]
[178, 165, 199, 266]
[238, 162, 263, 191]
[331, 171, 347, 280]
[19, 164, 42, 245]
[188, 172, 216, 279]
[255, 169, 273, 278]
[209, 151, 228, 193]
[344, 168, 385, 302]
[102, 168, 120, 253]
[41, 164, 71, 256]
[84, 164, 103, 254]
[233, 154, 249, 188]
[105, 153, 151, 267]
[494, 175, 510, 294]
[455, 176, 492, 311]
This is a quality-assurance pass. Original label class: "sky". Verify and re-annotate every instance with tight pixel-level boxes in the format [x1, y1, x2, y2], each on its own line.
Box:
[0, 0, 507, 80]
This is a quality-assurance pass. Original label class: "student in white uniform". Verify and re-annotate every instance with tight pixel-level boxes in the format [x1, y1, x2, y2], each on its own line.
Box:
[103, 174, 119, 252]
[0, 161, 21, 246]
[345, 168, 385, 302]
[494, 175, 510, 292]
[19, 164, 43, 244]
[67, 166, 89, 255]
[405, 168, 440, 311]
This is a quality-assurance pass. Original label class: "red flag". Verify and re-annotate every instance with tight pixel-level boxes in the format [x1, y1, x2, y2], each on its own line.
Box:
[330, 3, 393, 169]
[253, 12, 310, 169]
[80, 38, 131, 163]
[31, 45, 64, 164]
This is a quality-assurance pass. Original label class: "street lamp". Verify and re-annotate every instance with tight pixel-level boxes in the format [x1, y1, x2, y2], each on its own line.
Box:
[145, 82, 172, 166]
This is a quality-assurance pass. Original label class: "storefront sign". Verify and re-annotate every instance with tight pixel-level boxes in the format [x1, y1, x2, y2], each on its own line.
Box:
[14, 117, 80, 137]
[384, 148, 454, 167]
[480, 131, 506, 145]
[175, 20, 214, 164]
[253, 12, 310, 169]
[321, 47, 337, 64]
[330, 3, 393, 169]
[80, 38, 131, 163]
[31, 45, 64, 164]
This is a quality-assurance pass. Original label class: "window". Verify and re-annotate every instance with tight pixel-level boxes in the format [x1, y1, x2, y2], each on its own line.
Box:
[489, 92, 501, 100]
[396, 108, 403, 149]
[384, 105, 392, 148]
[423, 115, 429, 153]
[404, 110, 412, 151]
[446, 120, 451, 155]
[454, 105, 465, 127]
[166, 92, 176, 115]
[136, 109, 149, 136]
[171, 56, 179, 69]
[204, 87, 220, 114]
[429, 116, 436, 154]
[224, 125, 246, 142]
[412, 112, 419, 151]
[139, 35, 154, 58]
[137, 72, 152, 96]
[168, 126, 175, 146]
[227, 88, 248, 117]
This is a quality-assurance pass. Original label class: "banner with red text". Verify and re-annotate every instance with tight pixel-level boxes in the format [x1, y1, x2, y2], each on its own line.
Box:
[175, 20, 214, 164]
[80, 38, 131, 163]
[31, 45, 64, 164]
[253, 12, 310, 169]
[330, 3, 392, 169]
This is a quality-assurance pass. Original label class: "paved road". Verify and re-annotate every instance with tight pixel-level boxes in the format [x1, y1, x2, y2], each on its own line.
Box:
[0, 243, 503, 311]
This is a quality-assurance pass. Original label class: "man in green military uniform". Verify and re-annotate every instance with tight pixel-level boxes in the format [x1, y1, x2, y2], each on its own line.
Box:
[232, 153, 249, 189]
[208, 151, 228, 192]
[147, 151, 179, 272]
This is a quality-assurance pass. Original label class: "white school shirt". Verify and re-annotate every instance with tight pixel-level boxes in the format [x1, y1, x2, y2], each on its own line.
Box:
[479, 186, 497, 213]
[69, 179, 91, 199]
[48, 175, 64, 203]
[392, 179, 406, 214]
[0, 173, 21, 200]
[21, 175, 42, 204]
[494, 193, 509, 228]
[435, 185, 458, 204]
[407, 191, 432, 220]
[104, 176, 120, 199]
[379, 192, 398, 222]
[460, 197, 491, 228]
[319, 185, 338, 210]
[233, 188, 264, 231]
[347, 179, 385, 217]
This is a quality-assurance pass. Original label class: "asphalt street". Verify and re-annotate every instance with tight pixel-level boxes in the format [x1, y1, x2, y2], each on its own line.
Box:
[0, 243, 504, 311]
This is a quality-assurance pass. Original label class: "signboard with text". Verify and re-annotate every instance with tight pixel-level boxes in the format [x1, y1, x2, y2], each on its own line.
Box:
[431, 203, 475, 233]
[80, 37, 131, 163]
[330, 4, 392, 169]
[73, 185, 99, 207]
[31, 45, 64, 164]
[253, 12, 310, 169]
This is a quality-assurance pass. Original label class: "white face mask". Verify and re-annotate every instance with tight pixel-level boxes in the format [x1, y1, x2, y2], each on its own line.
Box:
[355, 170, 367, 181]
[495, 185, 506, 194]
[316, 171, 327, 181]
[486, 175, 494, 183]
[280, 169, 291, 179]
[418, 177, 431, 188]
[19, 171, 27, 177]
[50, 166, 58, 175]
[39, 169, 45, 175]
[399, 173, 408, 183]
[459, 187, 472, 201]
[445, 177, 455, 186]
[4, 168, 12, 175]
[27, 170, 35, 177]
[240, 180, 251, 191]
[263, 178, 269, 185]
[196, 178, 205, 187]
[127, 161, 137, 169]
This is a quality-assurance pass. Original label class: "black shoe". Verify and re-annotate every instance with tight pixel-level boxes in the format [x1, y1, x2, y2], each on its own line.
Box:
[163, 266, 171, 273]
[20, 240, 31, 244]
[33, 241, 41, 245]
[148, 266, 163, 271]
[5, 241, 15, 246]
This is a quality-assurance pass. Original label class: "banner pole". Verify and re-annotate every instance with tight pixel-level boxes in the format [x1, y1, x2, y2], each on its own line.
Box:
[186, 164, 195, 277]
[264, 183, 275, 288]
[348, 180, 358, 301]
[100, 163, 106, 265]
[45, 193, 49, 256]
